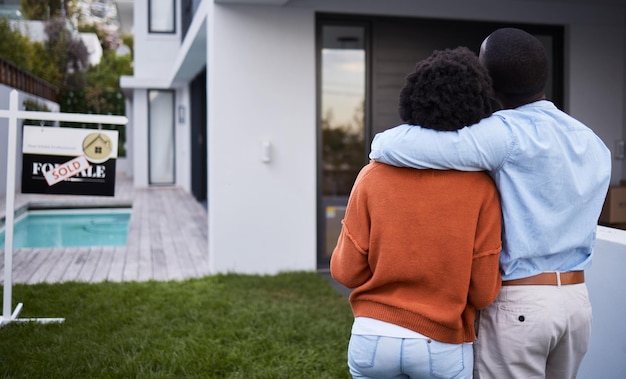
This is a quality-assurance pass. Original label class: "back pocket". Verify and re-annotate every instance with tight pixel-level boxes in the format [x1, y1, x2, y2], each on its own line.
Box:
[428, 341, 466, 379]
[348, 335, 380, 369]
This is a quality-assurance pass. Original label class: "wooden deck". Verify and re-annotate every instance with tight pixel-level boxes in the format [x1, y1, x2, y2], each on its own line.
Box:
[0, 174, 211, 284]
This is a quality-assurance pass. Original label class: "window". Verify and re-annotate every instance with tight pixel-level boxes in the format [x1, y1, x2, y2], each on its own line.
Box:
[148, 90, 176, 184]
[321, 25, 367, 198]
[149, 0, 176, 33]
[318, 23, 369, 266]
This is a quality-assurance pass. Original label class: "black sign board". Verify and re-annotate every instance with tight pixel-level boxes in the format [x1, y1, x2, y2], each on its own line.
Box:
[21, 126, 119, 197]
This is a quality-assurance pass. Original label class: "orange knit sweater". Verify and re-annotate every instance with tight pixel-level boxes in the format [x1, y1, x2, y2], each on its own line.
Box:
[331, 162, 502, 344]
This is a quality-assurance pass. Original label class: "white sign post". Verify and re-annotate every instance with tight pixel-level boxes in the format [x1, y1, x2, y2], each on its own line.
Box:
[0, 89, 128, 327]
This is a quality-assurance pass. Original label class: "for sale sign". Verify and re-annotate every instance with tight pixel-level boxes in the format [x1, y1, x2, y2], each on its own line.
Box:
[21, 126, 119, 196]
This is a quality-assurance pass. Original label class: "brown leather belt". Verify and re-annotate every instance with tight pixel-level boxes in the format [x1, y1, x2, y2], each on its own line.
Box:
[502, 271, 585, 286]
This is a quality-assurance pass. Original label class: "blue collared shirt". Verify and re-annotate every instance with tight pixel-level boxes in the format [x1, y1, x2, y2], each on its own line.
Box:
[370, 100, 611, 280]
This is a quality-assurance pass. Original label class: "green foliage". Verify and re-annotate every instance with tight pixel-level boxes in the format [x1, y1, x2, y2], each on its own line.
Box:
[29, 41, 60, 84]
[23, 99, 50, 112]
[58, 50, 132, 156]
[322, 103, 366, 196]
[44, 17, 89, 88]
[0, 272, 353, 378]
[1, 7, 133, 158]
[19, 0, 76, 20]
[0, 18, 35, 70]
[22, 98, 54, 126]
[0, 19, 60, 86]
[0, 17, 89, 89]
[121, 34, 134, 56]
[322, 102, 365, 170]
[60, 86, 127, 157]
[87, 50, 133, 89]
[77, 22, 108, 50]
[0, 16, 131, 157]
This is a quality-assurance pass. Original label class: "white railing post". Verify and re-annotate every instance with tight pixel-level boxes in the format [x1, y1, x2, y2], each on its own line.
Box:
[2, 89, 18, 324]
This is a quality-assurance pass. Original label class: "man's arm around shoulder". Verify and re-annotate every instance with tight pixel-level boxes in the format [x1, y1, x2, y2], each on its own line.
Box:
[369, 116, 511, 171]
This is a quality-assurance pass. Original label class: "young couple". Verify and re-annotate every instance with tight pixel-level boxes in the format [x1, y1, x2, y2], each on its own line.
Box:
[331, 28, 611, 379]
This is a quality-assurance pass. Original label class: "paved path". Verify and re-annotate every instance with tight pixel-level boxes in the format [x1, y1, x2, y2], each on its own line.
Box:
[0, 175, 210, 284]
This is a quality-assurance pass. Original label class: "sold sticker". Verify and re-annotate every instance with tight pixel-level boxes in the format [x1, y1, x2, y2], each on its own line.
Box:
[43, 155, 91, 186]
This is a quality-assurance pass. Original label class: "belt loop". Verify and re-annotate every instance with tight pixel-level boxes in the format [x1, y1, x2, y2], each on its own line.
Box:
[555, 272, 561, 287]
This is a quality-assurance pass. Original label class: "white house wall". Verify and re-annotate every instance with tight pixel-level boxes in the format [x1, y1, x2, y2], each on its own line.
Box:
[131, 88, 149, 187]
[121, 97, 134, 177]
[209, 5, 317, 273]
[132, 2, 182, 80]
[206, 1, 626, 274]
[123, 1, 192, 190]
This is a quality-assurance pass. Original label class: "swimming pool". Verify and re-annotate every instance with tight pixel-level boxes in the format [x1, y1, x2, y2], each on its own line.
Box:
[0, 207, 131, 249]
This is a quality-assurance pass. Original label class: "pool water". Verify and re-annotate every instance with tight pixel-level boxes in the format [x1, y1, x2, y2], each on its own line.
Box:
[0, 208, 131, 249]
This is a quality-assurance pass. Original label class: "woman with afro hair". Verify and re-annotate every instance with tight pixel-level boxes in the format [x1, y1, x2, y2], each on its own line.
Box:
[331, 46, 502, 379]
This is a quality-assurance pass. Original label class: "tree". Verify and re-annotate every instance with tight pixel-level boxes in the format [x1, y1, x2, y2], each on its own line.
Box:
[29, 42, 60, 85]
[0, 18, 58, 87]
[2, 5, 132, 156]
[321, 102, 366, 196]
[0, 18, 32, 68]
[19, 0, 79, 20]
[44, 17, 89, 89]
[62, 21, 133, 156]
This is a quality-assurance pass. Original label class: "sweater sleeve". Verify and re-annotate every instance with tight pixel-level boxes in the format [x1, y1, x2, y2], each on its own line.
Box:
[468, 184, 503, 310]
[330, 222, 372, 288]
[330, 167, 373, 289]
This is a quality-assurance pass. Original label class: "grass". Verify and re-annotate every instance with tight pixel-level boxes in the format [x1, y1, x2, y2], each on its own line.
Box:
[0, 272, 354, 378]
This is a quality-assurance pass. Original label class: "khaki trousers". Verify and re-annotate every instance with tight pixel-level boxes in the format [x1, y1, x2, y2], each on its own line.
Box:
[474, 283, 591, 379]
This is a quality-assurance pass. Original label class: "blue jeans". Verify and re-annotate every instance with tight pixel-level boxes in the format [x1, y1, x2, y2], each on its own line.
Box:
[348, 334, 473, 379]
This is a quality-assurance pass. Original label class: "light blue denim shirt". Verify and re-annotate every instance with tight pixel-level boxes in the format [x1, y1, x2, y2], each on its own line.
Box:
[370, 100, 612, 280]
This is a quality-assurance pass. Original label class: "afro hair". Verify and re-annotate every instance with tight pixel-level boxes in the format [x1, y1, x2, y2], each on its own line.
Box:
[398, 46, 494, 131]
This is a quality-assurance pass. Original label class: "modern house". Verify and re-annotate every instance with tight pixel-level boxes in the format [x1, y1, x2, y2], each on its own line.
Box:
[118, 4, 626, 374]
[120, 0, 626, 276]
[0, 1, 625, 374]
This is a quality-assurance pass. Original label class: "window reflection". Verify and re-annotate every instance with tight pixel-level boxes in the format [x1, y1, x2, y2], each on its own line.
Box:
[321, 26, 365, 197]
[149, 0, 176, 33]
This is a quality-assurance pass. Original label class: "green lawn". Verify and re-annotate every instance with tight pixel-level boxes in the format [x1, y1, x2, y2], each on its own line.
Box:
[0, 272, 353, 378]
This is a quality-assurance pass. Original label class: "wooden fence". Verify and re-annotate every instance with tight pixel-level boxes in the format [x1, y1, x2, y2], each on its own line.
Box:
[0, 57, 58, 102]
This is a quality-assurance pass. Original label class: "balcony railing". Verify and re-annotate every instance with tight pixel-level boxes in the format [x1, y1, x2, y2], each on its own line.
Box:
[0, 56, 58, 102]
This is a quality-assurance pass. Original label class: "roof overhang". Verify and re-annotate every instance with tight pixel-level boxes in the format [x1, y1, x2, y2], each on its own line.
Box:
[215, 0, 290, 4]
[169, 4, 208, 84]
[120, 1, 208, 92]
[167, 0, 292, 84]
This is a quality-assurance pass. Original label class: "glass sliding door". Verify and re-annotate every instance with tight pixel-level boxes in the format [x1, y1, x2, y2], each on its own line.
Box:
[148, 90, 176, 185]
[318, 23, 368, 266]
[316, 15, 563, 268]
